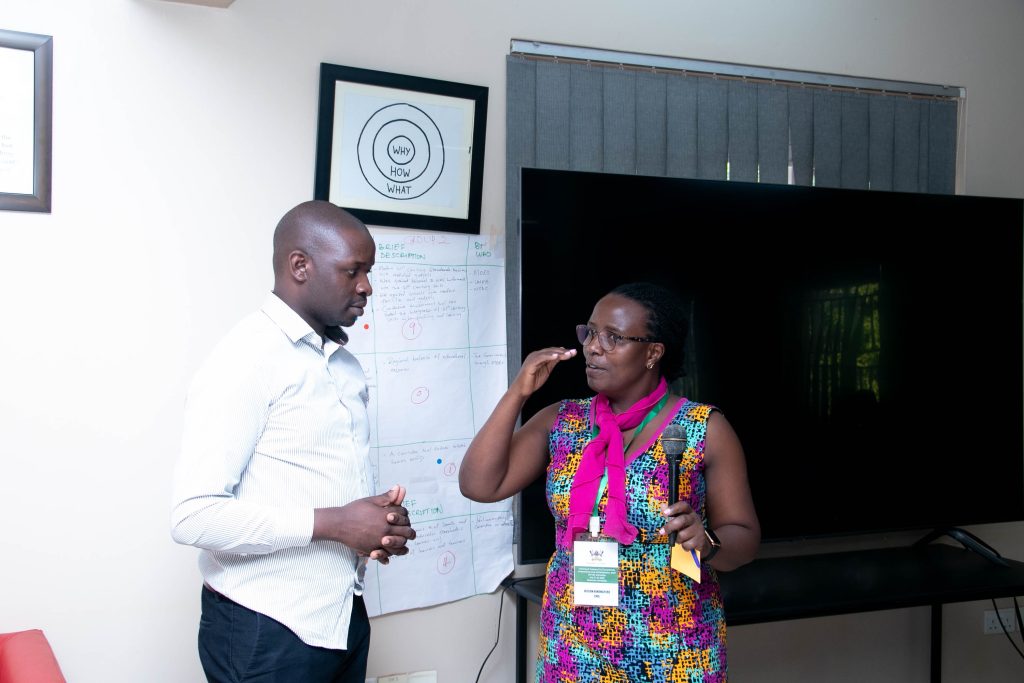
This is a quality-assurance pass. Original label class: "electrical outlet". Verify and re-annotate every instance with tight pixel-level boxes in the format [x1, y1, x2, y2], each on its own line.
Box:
[983, 608, 1022, 634]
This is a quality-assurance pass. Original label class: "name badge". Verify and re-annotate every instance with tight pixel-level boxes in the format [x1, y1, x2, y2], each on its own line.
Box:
[573, 532, 619, 607]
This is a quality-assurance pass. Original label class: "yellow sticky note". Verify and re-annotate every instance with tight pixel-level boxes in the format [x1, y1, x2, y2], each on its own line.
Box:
[671, 544, 702, 583]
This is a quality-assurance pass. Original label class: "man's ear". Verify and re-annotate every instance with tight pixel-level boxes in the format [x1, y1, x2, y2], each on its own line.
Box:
[289, 251, 309, 282]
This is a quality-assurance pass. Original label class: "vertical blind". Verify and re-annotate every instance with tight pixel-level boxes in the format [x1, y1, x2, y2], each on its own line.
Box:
[506, 53, 959, 249]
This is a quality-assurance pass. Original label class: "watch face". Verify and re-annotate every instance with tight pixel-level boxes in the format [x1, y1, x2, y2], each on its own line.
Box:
[705, 528, 721, 547]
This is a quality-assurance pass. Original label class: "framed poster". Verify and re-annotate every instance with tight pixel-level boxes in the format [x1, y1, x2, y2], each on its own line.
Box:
[314, 63, 488, 234]
[0, 29, 52, 213]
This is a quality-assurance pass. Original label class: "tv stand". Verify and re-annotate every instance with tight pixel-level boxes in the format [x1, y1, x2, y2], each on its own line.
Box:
[505, 543, 1024, 683]
[914, 526, 1010, 567]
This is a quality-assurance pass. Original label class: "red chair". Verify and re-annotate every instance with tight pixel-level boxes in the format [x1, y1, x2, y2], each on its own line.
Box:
[0, 630, 66, 683]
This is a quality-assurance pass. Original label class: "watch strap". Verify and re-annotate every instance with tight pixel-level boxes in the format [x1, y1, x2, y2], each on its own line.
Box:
[703, 527, 721, 561]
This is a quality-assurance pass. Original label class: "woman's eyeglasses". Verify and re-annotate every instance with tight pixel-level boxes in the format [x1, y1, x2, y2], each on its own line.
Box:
[575, 324, 657, 352]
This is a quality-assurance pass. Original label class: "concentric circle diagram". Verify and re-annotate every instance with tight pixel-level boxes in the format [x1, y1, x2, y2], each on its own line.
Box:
[357, 103, 445, 201]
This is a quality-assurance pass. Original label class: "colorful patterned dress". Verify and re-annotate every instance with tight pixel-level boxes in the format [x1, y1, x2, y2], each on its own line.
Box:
[537, 397, 726, 682]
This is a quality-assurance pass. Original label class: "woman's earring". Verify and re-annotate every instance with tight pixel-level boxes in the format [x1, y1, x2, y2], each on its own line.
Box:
[646, 361, 654, 370]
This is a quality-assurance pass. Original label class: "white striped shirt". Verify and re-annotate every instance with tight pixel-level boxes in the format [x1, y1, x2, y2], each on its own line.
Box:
[171, 293, 373, 649]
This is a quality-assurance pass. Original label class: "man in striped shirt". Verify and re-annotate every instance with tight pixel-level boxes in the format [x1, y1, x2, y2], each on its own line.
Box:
[172, 200, 415, 683]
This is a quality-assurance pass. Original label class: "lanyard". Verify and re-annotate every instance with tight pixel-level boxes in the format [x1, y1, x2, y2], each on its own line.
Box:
[589, 394, 670, 527]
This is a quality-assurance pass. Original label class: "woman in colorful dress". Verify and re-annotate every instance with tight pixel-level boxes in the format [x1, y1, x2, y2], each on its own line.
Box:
[460, 281, 760, 682]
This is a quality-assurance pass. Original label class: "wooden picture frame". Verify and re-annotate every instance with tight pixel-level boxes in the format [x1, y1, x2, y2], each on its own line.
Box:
[0, 29, 52, 213]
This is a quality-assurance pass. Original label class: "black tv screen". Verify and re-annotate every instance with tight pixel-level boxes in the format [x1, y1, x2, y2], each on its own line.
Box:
[515, 167, 1024, 564]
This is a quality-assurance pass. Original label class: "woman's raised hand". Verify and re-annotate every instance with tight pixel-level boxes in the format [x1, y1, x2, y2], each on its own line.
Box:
[511, 347, 577, 398]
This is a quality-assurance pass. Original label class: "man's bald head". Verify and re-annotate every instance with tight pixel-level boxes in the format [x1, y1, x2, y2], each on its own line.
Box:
[272, 200, 368, 279]
[271, 200, 375, 339]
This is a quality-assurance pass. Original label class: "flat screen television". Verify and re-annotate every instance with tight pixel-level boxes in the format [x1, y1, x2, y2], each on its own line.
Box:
[514, 167, 1024, 565]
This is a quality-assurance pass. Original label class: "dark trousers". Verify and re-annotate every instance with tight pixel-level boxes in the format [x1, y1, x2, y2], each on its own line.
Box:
[198, 585, 370, 683]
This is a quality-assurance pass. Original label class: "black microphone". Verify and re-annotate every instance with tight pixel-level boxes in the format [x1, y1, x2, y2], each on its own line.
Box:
[662, 424, 687, 547]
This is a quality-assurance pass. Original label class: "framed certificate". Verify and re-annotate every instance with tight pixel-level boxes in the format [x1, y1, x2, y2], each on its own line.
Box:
[314, 63, 488, 234]
[0, 29, 52, 213]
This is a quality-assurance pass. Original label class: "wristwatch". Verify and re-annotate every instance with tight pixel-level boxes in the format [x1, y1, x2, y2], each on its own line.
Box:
[703, 527, 721, 561]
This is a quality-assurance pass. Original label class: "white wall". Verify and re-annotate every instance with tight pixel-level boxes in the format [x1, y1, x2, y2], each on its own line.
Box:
[0, 1, 1022, 681]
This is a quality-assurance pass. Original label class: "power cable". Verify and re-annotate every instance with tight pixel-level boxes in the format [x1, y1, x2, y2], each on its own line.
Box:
[475, 577, 537, 683]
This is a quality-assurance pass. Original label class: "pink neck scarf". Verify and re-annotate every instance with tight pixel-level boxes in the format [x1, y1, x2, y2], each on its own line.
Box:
[565, 377, 668, 545]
